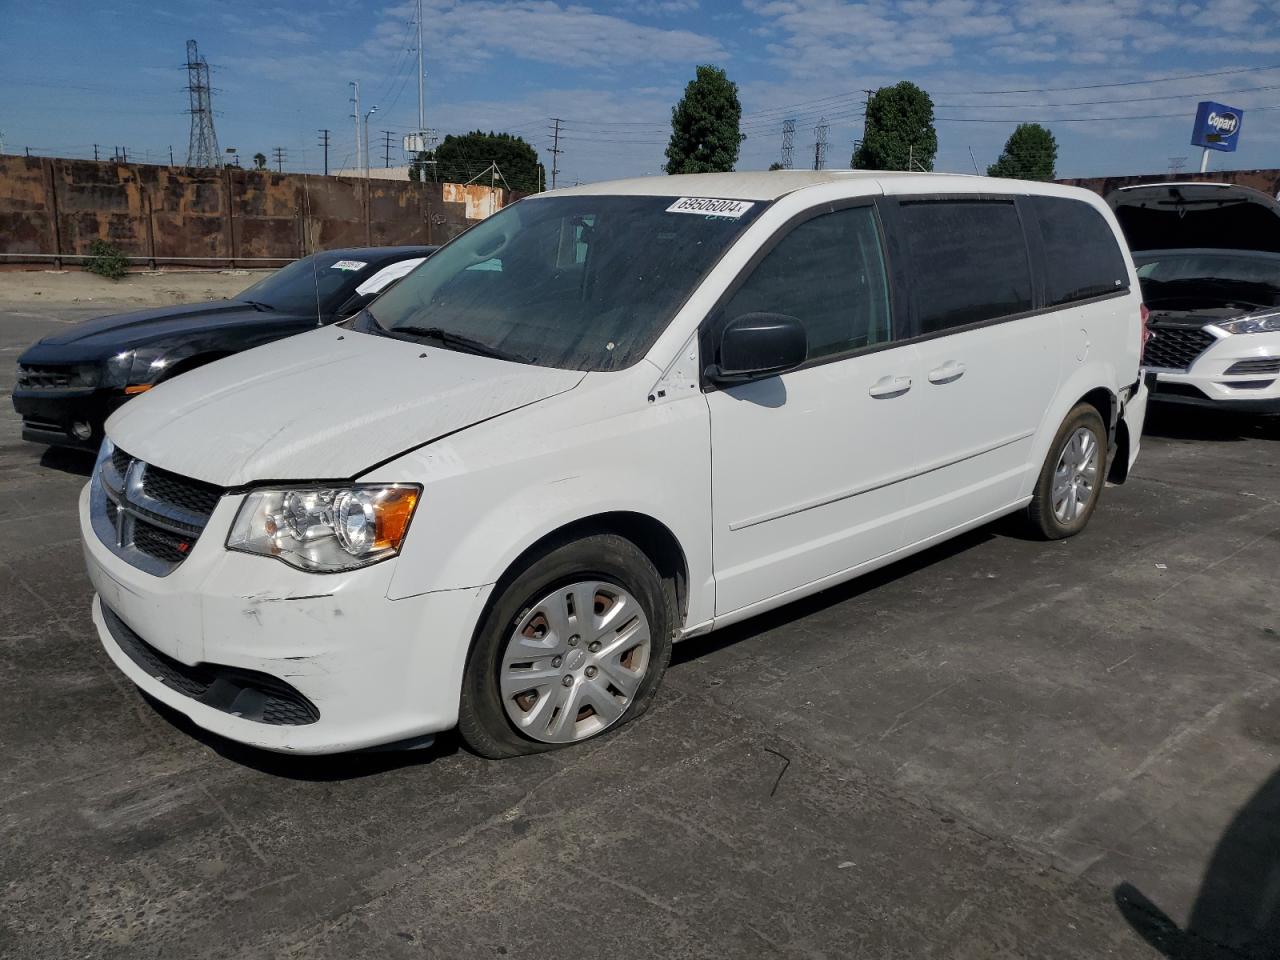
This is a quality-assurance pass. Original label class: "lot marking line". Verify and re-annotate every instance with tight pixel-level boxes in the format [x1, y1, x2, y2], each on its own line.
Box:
[1040, 682, 1279, 860]
[1151, 522, 1278, 602]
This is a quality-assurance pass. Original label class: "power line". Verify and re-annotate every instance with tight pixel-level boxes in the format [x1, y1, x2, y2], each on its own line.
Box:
[272, 146, 287, 172]
[935, 81, 1280, 109]
[936, 103, 1280, 123]
[957, 62, 1280, 95]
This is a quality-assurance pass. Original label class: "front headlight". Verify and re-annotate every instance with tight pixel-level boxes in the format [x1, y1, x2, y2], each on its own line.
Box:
[226, 484, 421, 572]
[1214, 310, 1280, 335]
[100, 349, 171, 390]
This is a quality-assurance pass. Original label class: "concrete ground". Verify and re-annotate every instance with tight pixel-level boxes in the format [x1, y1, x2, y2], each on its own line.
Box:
[2, 299, 1279, 959]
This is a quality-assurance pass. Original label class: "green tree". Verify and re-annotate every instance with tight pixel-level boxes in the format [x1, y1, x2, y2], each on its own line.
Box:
[665, 65, 744, 174]
[252, 152, 267, 170]
[768, 161, 785, 171]
[986, 123, 1058, 181]
[851, 82, 937, 171]
[422, 131, 542, 193]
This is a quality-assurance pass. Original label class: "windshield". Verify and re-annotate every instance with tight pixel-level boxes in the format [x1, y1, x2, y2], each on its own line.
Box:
[236, 252, 372, 315]
[365, 195, 765, 371]
[1135, 250, 1280, 289]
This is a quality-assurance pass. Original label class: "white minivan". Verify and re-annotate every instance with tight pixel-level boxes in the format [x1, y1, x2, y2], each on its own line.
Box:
[81, 171, 1150, 757]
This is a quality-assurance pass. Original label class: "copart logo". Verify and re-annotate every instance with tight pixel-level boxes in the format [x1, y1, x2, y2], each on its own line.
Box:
[1207, 111, 1239, 135]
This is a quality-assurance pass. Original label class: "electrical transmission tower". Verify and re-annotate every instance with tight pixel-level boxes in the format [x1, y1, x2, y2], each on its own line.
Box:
[272, 146, 287, 172]
[382, 130, 396, 168]
[813, 118, 828, 170]
[781, 119, 795, 169]
[184, 40, 220, 168]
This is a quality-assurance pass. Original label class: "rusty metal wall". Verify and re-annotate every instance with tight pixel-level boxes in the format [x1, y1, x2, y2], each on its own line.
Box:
[0, 155, 514, 264]
[1059, 167, 1280, 199]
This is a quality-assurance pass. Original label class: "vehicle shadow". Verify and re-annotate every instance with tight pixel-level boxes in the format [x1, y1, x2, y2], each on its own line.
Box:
[138, 690, 462, 781]
[39, 445, 95, 477]
[1144, 405, 1279, 443]
[672, 524, 998, 666]
[1114, 765, 1280, 959]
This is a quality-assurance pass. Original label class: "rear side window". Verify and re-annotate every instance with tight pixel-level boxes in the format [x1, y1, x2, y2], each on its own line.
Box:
[1032, 196, 1129, 305]
[899, 200, 1033, 334]
[721, 205, 891, 361]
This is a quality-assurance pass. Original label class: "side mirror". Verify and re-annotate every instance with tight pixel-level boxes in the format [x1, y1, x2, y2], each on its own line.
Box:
[708, 312, 808, 384]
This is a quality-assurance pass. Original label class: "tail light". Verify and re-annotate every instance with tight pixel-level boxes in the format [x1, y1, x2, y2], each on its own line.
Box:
[1139, 303, 1151, 365]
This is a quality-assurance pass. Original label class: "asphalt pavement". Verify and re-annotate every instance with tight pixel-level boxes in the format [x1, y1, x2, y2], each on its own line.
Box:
[2, 301, 1278, 959]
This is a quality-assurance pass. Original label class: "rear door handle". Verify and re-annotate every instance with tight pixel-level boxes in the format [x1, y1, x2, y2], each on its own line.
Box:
[868, 375, 912, 399]
[928, 360, 966, 385]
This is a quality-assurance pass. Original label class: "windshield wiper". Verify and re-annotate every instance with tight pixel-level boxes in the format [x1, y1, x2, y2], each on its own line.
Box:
[388, 324, 533, 364]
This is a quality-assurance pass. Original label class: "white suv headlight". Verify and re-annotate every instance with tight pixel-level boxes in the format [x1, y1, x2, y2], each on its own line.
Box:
[1214, 310, 1280, 335]
[227, 484, 420, 572]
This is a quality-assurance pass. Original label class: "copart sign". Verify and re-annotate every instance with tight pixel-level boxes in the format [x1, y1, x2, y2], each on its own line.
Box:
[1191, 100, 1244, 152]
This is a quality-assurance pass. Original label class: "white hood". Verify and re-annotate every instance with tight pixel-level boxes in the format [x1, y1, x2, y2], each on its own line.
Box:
[106, 327, 585, 486]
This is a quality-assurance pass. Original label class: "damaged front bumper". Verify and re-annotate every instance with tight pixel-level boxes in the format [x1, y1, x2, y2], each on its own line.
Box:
[80, 484, 492, 754]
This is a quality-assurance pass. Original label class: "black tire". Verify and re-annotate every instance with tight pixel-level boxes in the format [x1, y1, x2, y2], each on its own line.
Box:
[458, 533, 673, 759]
[1025, 403, 1108, 540]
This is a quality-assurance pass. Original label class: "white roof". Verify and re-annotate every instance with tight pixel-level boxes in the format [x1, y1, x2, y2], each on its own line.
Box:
[546, 169, 1031, 202]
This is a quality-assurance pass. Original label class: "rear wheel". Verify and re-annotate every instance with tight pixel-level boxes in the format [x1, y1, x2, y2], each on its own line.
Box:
[1025, 403, 1107, 539]
[458, 534, 673, 759]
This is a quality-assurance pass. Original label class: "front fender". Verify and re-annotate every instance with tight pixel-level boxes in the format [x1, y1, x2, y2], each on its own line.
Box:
[373, 387, 716, 630]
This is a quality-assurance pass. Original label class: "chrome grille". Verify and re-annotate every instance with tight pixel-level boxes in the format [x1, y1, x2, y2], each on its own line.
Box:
[91, 446, 226, 576]
[1144, 325, 1217, 371]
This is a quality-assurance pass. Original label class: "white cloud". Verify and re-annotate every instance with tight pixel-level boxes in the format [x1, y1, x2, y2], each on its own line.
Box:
[365, 0, 726, 70]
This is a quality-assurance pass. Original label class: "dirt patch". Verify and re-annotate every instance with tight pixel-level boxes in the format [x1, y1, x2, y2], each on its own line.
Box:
[0, 268, 273, 309]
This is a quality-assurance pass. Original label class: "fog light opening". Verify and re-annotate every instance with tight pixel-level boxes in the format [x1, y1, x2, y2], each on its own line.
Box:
[71, 421, 93, 441]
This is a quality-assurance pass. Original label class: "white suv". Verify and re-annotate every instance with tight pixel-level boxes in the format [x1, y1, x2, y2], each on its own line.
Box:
[1109, 182, 1280, 415]
[80, 172, 1149, 757]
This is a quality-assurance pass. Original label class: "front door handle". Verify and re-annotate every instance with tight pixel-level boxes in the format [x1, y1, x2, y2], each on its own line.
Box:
[868, 375, 912, 399]
[928, 360, 966, 385]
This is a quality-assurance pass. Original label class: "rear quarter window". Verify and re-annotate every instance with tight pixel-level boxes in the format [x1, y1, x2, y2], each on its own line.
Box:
[1032, 196, 1130, 305]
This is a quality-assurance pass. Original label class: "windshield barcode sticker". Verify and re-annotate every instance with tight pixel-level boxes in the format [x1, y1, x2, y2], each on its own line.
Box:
[666, 197, 755, 219]
[330, 260, 368, 271]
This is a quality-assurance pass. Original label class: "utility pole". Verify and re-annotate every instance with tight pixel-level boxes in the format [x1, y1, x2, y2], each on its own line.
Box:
[416, 0, 427, 141]
[350, 80, 361, 173]
[317, 129, 330, 175]
[382, 130, 395, 168]
[548, 117, 563, 189]
[93, 144, 100, 161]
[364, 105, 377, 179]
[272, 146, 286, 172]
[168, 145, 174, 165]
[781, 118, 795, 169]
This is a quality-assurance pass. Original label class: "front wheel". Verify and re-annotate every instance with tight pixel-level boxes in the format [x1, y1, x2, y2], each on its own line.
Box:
[1025, 403, 1108, 540]
[458, 534, 673, 759]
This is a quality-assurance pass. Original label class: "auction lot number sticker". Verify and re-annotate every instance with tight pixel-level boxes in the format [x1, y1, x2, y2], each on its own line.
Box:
[666, 197, 755, 218]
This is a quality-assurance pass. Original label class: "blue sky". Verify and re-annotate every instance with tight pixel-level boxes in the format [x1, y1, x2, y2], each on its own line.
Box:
[3, 0, 1280, 183]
